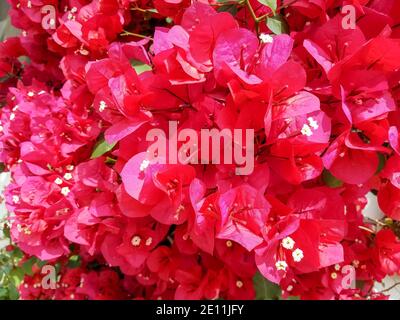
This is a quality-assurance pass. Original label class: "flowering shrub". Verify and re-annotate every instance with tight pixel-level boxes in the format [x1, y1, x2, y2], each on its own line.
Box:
[1, 0, 400, 300]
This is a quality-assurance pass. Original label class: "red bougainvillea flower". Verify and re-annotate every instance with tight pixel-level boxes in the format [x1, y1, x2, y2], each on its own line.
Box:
[2, 0, 400, 301]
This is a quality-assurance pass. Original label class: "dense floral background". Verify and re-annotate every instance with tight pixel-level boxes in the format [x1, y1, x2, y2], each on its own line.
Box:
[1, 0, 400, 300]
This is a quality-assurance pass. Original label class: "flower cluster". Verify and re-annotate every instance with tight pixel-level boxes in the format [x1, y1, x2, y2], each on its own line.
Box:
[1, 0, 400, 300]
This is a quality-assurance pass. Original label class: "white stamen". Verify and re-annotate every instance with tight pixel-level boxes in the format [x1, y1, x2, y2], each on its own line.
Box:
[275, 260, 288, 271]
[140, 159, 150, 171]
[63, 173, 72, 180]
[292, 248, 304, 262]
[12, 195, 20, 204]
[259, 33, 274, 44]
[281, 237, 295, 250]
[99, 100, 107, 112]
[145, 237, 152, 246]
[307, 117, 319, 130]
[301, 124, 313, 137]
[61, 187, 70, 196]
[131, 235, 141, 246]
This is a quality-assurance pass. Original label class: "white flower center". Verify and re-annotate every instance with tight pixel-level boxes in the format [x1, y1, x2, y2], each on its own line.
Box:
[275, 260, 288, 271]
[99, 100, 107, 112]
[301, 124, 313, 137]
[12, 195, 20, 204]
[281, 237, 295, 250]
[131, 235, 142, 246]
[61, 187, 70, 196]
[307, 117, 319, 130]
[63, 173, 73, 180]
[259, 33, 274, 44]
[145, 237, 153, 246]
[139, 159, 150, 171]
[292, 248, 304, 262]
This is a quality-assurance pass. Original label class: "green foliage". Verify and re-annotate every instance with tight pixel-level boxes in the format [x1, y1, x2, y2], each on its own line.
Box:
[323, 170, 343, 188]
[253, 272, 299, 300]
[376, 153, 386, 174]
[0, 221, 47, 300]
[266, 15, 289, 34]
[0, 2, 19, 42]
[91, 136, 116, 159]
[257, 0, 277, 14]
[130, 60, 152, 75]
[217, 4, 238, 15]
[67, 255, 81, 269]
[253, 272, 281, 300]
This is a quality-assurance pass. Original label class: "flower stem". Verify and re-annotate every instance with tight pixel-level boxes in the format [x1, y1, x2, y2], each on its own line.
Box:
[245, 0, 260, 35]
[120, 30, 153, 41]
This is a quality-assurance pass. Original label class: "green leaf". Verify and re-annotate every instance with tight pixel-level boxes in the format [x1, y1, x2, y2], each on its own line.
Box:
[0, 287, 8, 298]
[91, 137, 116, 159]
[266, 15, 289, 35]
[253, 272, 281, 300]
[322, 170, 343, 188]
[22, 257, 37, 276]
[36, 259, 48, 269]
[130, 59, 152, 75]
[257, 0, 277, 13]
[0, 1, 9, 21]
[217, 4, 238, 15]
[8, 281, 19, 300]
[67, 255, 81, 269]
[10, 268, 24, 286]
[376, 153, 386, 174]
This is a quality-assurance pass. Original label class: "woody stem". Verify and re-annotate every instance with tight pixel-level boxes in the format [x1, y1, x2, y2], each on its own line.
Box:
[245, 0, 260, 35]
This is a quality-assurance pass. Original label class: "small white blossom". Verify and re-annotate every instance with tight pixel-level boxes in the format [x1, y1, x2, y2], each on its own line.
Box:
[61, 187, 70, 196]
[301, 124, 313, 137]
[275, 260, 288, 271]
[140, 159, 150, 171]
[131, 235, 142, 246]
[63, 173, 73, 180]
[145, 237, 153, 246]
[12, 195, 20, 204]
[292, 248, 304, 262]
[281, 237, 295, 250]
[259, 33, 274, 44]
[99, 100, 107, 112]
[307, 117, 319, 130]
